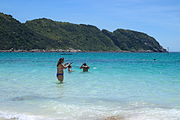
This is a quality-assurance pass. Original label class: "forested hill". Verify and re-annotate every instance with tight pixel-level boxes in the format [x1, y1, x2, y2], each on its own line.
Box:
[0, 13, 61, 50]
[0, 12, 167, 52]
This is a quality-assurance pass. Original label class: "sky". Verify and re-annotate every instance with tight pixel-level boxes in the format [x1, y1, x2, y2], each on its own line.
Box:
[0, 0, 180, 51]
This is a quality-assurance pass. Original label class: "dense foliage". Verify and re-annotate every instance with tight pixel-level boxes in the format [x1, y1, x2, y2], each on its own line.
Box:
[0, 13, 60, 50]
[0, 12, 166, 52]
[25, 19, 118, 51]
[102, 29, 166, 52]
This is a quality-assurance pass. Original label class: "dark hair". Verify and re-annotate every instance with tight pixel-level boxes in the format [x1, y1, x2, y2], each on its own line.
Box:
[68, 65, 72, 68]
[57, 58, 64, 67]
[83, 63, 87, 66]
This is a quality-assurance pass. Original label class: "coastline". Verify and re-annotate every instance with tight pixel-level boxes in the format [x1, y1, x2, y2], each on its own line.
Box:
[0, 116, 124, 120]
[0, 115, 125, 120]
[0, 49, 167, 53]
[0, 116, 123, 120]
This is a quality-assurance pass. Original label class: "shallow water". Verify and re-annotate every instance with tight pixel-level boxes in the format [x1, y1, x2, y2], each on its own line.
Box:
[0, 52, 180, 120]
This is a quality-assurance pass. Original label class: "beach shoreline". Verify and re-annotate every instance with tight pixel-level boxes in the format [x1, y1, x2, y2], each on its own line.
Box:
[0, 49, 167, 53]
[0, 115, 125, 120]
[104, 116, 125, 120]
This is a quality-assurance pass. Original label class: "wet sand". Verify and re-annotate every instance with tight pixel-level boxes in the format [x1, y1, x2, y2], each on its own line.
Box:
[0, 116, 124, 120]
[0, 118, 9, 120]
[105, 116, 124, 120]
[0, 118, 16, 120]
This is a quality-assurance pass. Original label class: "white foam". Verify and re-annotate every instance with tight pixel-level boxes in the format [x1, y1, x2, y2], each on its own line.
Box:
[42, 102, 108, 120]
[122, 108, 180, 120]
[1, 104, 180, 120]
[0, 111, 45, 120]
[40, 101, 180, 120]
[93, 67, 97, 69]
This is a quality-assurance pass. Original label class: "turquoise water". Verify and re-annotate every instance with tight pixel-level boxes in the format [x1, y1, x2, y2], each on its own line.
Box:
[0, 52, 180, 120]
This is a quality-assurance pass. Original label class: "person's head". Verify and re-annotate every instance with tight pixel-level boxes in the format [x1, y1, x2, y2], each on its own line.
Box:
[83, 63, 87, 66]
[59, 58, 64, 63]
[57, 58, 64, 66]
[68, 65, 72, 68]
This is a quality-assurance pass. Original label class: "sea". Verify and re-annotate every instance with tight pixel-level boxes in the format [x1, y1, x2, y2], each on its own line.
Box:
[0, 52, 180, 120]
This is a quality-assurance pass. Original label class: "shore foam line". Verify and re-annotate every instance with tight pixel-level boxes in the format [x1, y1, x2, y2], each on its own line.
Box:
[0, 107, 180, 120]
[0, 111, 45, 120]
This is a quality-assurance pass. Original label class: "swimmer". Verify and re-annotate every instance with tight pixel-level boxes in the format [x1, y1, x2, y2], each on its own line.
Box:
[80, 63, 90, 72]
[67, 63, 74, 72]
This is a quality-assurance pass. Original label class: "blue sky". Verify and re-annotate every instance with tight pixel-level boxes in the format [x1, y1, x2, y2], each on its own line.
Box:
[0, 0, 180, 51]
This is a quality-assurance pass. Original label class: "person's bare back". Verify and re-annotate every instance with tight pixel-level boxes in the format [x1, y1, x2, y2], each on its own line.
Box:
[80, 63, 90, 72]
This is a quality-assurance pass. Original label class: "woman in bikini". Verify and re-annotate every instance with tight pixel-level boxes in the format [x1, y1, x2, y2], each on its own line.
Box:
[57, 58, 70, 83]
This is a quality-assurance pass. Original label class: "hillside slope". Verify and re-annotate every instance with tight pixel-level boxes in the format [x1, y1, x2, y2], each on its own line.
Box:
[0, 12, 166, 52]
[0, 13, 60, 50]
[25, 18, 119, 51]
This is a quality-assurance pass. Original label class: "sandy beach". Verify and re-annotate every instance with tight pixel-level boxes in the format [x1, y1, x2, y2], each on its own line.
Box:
[104, 116, 124, 120]
[0, 116, 124, 120]
[0, 118, 13, 120]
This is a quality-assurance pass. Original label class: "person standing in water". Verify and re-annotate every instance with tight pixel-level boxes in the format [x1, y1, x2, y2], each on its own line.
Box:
[80, 63, 90, 72]
[57, 58, 70, 83]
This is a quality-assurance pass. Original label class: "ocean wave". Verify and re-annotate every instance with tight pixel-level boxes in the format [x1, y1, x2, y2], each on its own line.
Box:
[0, 106, 180, 120]
[36, 101, 180, 120]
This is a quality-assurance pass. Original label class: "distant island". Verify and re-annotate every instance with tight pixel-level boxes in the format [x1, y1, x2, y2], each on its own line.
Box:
[0, 12, 167, 52]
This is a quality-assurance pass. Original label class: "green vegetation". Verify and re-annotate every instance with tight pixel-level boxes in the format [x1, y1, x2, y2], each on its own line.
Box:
[0, 13, 60, 50]
[0, 12, 166, 52]
[25, 18, 118, 51]
[102, 29, 166, 52]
